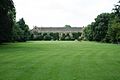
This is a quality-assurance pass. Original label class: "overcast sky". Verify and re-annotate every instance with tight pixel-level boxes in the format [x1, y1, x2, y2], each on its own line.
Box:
[13, 0, 118, 29]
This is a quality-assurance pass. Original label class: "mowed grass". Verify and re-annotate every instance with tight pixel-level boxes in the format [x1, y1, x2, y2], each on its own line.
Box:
[0, 41, 120, 80]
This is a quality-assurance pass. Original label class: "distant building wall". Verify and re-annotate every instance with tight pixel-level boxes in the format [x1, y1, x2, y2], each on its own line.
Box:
[31, 26, 83, 33]
[31, 26, 84, 40]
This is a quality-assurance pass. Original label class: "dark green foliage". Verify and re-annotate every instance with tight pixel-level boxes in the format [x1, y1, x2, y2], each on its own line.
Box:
[83, 25, 93, 41]
[93, 13, 110, 41]
[64, 25, 71, 28]
[13, 23, 24, 42]
[44, 34, 52, 41]
[83, 0, 120, 44]
[107, 18, 120, 43]
[38, 33, 44, 40]
[30, 34, 34, 40]
[83, 12, 120, 43]
[105, 1, 120, 43]
[43, 33, 47, 36]
[84, 13, 111, 41]
[113, 0, 120, 21]
[64, 33, 71, 41]
[53, 33, 59, 40]
[0, 0, 16, 43]
[0, 0, 30, 43]
[14, 18, 30, 42]
[31, 32, 82, 41]
[60, 33, 66, 40]
[72, 32, 82, 40]
[50, 33, 59, 40]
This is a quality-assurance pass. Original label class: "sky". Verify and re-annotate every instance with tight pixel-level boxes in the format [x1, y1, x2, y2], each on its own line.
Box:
[13, 0, 118, 29]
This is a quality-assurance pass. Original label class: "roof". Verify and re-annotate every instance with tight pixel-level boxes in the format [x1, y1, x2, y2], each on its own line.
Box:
[32, 27, 83, 33]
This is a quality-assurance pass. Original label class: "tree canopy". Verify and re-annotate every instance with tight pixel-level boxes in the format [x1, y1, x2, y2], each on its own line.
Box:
[64, 25, 71, 28]
[83, 0, 120, 44]
[0, 0, 16, 42]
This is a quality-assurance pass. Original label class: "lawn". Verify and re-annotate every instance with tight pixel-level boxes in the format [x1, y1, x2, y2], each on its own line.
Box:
[0, 41, 120, 80]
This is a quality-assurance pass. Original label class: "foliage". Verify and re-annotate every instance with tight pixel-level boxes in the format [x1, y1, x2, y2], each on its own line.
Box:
[31, 32, 82, 41]
[93, 13, 110, 41]
[64, 33, 71, 40]
[84, 13, 111, 41]
[60, 33, 66, 40]
[64, 25, 71, 28]
[83, 0, 120, 44]
[44, 34, 52, 40]
[83, 24, 93, 41]
[107, 17, 120, 43]
[105, 1, 120, 43]
[50, 33, 59, 40]
[0, 0, 30, 43]
[113, 0, 120, 20]
[14, 18, 30, 42]
[72, 32, 82, 40]
[0, 0, 16, 43]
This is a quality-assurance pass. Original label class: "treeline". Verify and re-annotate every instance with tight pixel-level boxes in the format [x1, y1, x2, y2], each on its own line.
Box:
[0, 0, 30, 43]
[83, 0, 120, 44]
[31, 32, 82, 41]
[1, 0, 120, 43]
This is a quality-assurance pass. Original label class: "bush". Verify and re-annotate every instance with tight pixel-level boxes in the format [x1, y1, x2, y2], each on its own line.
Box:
[44, 34, 52, 40]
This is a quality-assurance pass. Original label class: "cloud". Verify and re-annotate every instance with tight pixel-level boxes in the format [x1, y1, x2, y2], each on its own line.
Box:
[13, 0, 118, 28]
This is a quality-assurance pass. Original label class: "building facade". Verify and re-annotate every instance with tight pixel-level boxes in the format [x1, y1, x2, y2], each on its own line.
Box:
[31, 26, 83, 33]
[31, 26, 84, 40]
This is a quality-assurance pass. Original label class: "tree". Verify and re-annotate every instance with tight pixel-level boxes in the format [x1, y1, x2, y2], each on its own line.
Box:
[38, 33, 43, 40]
[0, 0, 16, 43]
[65, 33, 71, 40]
[113, 0, 120, 21]
[107, 17, 120, 43]
[82, 0, 120, 44]
[83, 25, 93, 41]
[93, 13, 110, 41]
[105, 0, 120, 43]
[44, 34, 52, 40]
[72, 32, 82, 40]
[15, 18, 30, 42]
[60, 33, 66, 40]
[64, 25, 71, 28]
[111, 22, 120, 43]
[83, 13, 111, 42]
[50, 33, 59, 40]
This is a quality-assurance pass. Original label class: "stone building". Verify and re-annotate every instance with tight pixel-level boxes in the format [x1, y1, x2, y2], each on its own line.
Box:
[31, 26, 84, 40]
[31, 26, 83, 33]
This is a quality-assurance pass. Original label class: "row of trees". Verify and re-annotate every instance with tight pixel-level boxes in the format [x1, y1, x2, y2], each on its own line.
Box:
[0, 0, 80, 43]
[32, 32, 82, 41]
[0, 0, 30, 43]
[83, 0, 120, 44]
[1, 0, 120, 43]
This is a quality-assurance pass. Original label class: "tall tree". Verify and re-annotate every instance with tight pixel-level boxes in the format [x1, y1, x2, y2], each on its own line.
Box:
[83, 24, 93, 41]
[64, 25, 71, 28]
[93, 13, 110, 41]
[83, 13, 110, 41]
[0, 0, 16, 43]
[16, 18, 30, 42]
[106, 0, 120, 43]
[113, 0, 120, 21]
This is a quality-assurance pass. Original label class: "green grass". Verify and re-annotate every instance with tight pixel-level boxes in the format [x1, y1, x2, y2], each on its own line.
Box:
[0, 41, 120, 80]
